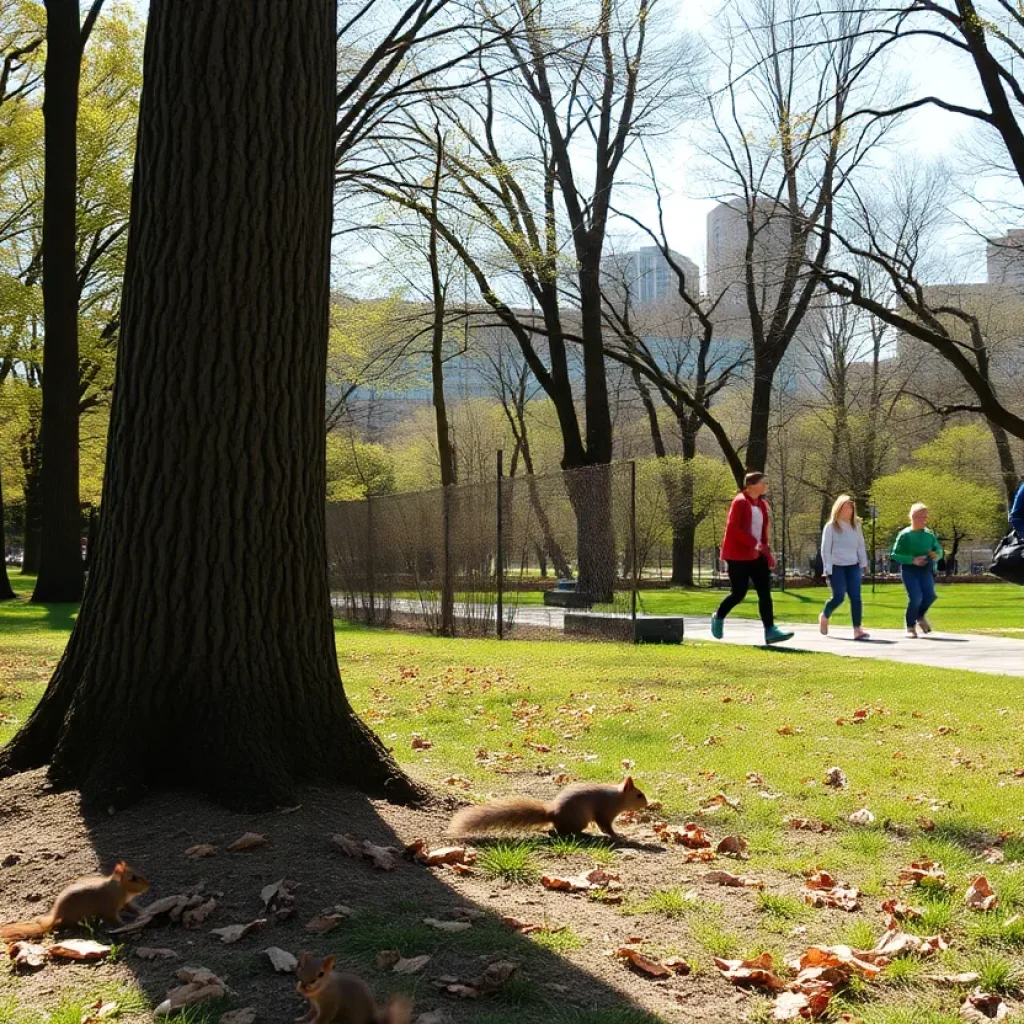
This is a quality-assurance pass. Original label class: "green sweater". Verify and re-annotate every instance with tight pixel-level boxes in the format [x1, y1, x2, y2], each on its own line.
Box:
[890, 527, 943, 566]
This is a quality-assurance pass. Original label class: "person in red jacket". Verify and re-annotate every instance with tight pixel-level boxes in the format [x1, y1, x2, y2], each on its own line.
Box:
[711, 472, 793, 645]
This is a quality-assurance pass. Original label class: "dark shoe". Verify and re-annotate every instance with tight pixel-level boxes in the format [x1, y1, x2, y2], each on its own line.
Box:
[764, 626, 794, 645]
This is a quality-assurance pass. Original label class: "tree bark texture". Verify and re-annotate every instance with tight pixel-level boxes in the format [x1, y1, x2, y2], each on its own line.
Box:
[33, 0, 84, 603]
[0, 0, 420, 809]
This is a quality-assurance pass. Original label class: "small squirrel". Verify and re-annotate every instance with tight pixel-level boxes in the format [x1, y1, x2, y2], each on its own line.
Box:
[0, 860, 150, 940]
[295, 952, 412, 1024]
[450, 777, 648, 839]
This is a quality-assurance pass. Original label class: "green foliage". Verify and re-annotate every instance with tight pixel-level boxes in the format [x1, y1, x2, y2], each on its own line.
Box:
[872, 467, 1004, 548]
[325, 432, 395, 500]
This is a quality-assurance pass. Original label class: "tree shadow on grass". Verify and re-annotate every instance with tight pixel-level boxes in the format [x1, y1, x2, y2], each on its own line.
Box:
[0, 771, 669, 1024]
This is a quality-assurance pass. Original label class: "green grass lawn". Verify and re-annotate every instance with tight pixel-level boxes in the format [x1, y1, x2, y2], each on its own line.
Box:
[502, 581, 1024, 635]
[3, 573, 1024, 1023]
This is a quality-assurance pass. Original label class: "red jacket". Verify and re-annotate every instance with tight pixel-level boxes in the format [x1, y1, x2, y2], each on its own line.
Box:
[720, 492, 775, 567]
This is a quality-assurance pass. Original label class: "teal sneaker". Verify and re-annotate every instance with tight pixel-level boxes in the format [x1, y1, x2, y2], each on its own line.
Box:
[711, 616, 724, 639]
[764, 626, 794, 645]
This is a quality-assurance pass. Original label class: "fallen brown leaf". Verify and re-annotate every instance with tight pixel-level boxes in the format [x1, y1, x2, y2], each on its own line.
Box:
[154, 967, 231, 1016]
[263, 946, 297, 973]
[49, 939, 111, 961]
[614, 947, 672, 978]
[184, 844, 217, 860]
[714, 952, 788, 990]
[363, 840, 398, 871]
[81, 1000, 120, 1024]
[330, 833, 363, 857]
[965, 876, 998, 912]
[393, 954, 431, 974]
[210, 919, 265, 945]
[227, 832, 267, 852]
[981, 848, 1005, 865]
[898, 860, 947, 887]
[824, 767, 847, 787]
[872, 927, 947, 958]
[304, 906, 351, 934]
[928, 972, 981, 986]
[881, 899, 922, 922]
[411, 734, 433, 750]
[423, 917, 472, 932]
[960, 988, 1008, 1021]
[8, 940, 47, 969]
[794, 944, 885, 980]
[654, 822, 711, 849]
[219, 1010, 257, 1024]
[181, 898, 218, 929]
[848, 808, 875, 826]
[785, 817, 832, 833]
[541, 867, 622, 894]
[443, 775, 472, 789]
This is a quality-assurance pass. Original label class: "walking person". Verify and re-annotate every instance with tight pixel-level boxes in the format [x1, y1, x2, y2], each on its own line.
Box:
[711, 472, 794, 645]
[890, 502, 942, 638]
[819, 494, 870, 640]
[1011, 480, 1024, 536]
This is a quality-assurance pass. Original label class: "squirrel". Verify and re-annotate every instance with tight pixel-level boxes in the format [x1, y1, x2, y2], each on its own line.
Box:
[295, 953, 412, 1024]
[449, 777, 648, 839]
[0, 860, 150, 940]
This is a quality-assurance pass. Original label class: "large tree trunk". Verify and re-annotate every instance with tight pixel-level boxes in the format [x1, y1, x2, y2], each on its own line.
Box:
[0, 0, 420, 810]
[746, 359, 773, 473]
[988, 421, 1019, 506]
[18, 432, 42, 575]
[33, 0, 84, 604]
[566, 464, 616, 603]
[0, 459, 16, 601]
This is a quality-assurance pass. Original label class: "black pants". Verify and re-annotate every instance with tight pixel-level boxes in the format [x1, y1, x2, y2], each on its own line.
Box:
[716, 557, 774, 628]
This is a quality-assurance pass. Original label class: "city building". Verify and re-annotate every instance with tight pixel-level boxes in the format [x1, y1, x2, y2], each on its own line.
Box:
[603, 245, 699, 307]
[986, 229, 1024, 285]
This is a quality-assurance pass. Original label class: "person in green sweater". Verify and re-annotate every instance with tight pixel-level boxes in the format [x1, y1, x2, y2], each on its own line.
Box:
[890, 502, 943, 638]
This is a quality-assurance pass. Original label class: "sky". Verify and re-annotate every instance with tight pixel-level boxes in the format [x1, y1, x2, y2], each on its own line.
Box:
[122, 0, 1007, 285]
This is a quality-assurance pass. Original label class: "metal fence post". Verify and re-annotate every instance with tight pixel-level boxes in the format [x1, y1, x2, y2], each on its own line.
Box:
[630, 460, 638, 639]
[496, 449, 504, 639]
[366, 492, 375, 624]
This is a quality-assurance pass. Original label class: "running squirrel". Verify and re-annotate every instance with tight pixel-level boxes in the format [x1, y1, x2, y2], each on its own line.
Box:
[295, 952, 412, 1024]
[0, 860, 150, 940]
[449, 777, 648, 839]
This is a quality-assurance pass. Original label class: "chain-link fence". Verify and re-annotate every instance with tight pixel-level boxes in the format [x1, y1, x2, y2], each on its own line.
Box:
[327, 458, 1008, 638]
[328, 461, 637, 636]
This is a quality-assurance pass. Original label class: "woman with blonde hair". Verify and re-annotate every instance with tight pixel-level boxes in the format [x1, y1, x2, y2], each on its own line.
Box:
[819, 494, 870, 639]
[890, 502, 942, 638]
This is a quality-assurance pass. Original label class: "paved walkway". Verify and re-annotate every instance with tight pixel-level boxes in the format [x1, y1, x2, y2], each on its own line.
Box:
[334, 598, 1023, 678]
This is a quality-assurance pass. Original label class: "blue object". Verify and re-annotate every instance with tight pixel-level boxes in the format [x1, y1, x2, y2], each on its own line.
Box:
[900, 563, 937, 629]
[823, 564, 863, 628]
[711, 615, 724, 639]
[1010, 482, 1024, 536]
[764, 626, 794, 645]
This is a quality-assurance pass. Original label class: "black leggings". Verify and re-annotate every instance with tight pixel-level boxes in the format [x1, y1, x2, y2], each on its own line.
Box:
[716, 557, 774, 628]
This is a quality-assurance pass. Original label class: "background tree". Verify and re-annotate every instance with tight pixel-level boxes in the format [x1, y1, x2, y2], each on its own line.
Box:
[873, 466, 1004, 575]
[0, 0, 419, 808]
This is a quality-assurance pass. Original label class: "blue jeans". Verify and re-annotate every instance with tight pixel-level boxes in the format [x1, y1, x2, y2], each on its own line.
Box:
[823, 564, 863, 627]
[901, 564, 937, 628]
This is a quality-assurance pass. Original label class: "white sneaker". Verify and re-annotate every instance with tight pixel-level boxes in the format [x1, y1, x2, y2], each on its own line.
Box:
[917, 617, 932, 634]
[819, 613, 829, 635]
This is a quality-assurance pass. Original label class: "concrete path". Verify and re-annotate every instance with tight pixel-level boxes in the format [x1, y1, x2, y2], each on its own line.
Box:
[333, 597, 1023, 678]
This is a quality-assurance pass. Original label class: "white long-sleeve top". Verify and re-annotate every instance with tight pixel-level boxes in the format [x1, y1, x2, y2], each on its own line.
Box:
[821, 521, 868, 575]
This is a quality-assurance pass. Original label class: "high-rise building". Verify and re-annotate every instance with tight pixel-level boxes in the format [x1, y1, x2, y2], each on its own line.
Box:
[706, 198, 798, 319]
[986, 230, 1024, 286]
[604, 245, 699, 307]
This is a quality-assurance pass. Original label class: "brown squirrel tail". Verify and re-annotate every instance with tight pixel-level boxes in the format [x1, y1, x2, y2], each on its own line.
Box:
[0, 913, 55, 940]
[450, 798, 552, 835]
[376, 994, 413, 1024]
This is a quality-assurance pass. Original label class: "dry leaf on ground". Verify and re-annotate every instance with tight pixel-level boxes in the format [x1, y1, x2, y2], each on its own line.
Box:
[654, 822, 711, 849]
[259, 878, 297, 920]
[981, 848, 1005, 864]
[81, 1001, 119, 1024]
[109, 894, 191, 934]
[49, 939, 111, 960]
[330, 833, 362, 857]
[210, 919, 265, 944]
[899, 860, 947, 887]
[613, 947, 672, 978]
[154, 967, 230, 1016]
[772, 987, 832, 1021]
[793, 944, 885, 980]
[700, 792, 741, 813]
[305, 906, 352, 934]
[848, 808, 875, 826]
[824, 767, 847, 787]
[704, 870, 764, 889]
[7, 941, 47, 969]
[438, 960, 520, 999]
[541, 867, 622, 894]
[881, 899, 922, 922]
[803, 872, 860, 911]
[871, 927, 947, 958]
[227, 832, 267, 852]
[928, 972, 981, 986]
[501, 917, 565, 935]
[714, 953, 788, 990]
[363, 841, 398, 870]
[184, 844, 217, 860]
[411, 734, 433, 750]
[181, 898, 218, 929]
[264, 947, 298, 973]
[443, 776, 472, 789]
[960, 989, 1008, 1021]
[424, 917, 472, 933]
[965, 877, 998, 911]
[393, 954, 431, 974]
[785, 817, 831, 833]
[405, 840, 476, 868]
